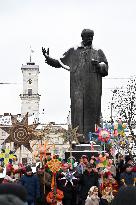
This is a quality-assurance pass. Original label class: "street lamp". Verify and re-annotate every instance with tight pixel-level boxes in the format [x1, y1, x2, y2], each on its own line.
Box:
[111, 89, 117, 124]
[111, 102, 114, 124]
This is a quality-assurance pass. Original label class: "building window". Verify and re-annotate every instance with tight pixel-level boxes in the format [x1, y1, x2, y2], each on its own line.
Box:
[28, 89, 32, 96]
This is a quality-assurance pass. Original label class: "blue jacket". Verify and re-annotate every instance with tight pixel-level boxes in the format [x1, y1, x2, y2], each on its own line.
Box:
[120, 171, 136, 186]
[20, 174, 40, 202]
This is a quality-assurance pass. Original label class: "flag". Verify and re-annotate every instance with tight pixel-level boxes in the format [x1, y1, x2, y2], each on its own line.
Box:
[31, 49, 34, 53]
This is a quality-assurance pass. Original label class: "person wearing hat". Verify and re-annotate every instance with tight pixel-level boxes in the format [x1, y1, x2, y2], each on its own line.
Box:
[0, 183, 27, 205]
[0, 183, 27, 203]
[120, 164, 136, 187]
[79, 163, 99, 205]
[42, 29, 108, 142]
[20, 165, 40, 205]
[56, 162, 79, 205]
[0, 195, 26, 205]
[111, 186, 136, 205]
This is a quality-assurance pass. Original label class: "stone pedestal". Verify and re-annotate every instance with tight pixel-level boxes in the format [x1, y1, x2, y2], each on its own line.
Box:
[65, 144, 103, 161]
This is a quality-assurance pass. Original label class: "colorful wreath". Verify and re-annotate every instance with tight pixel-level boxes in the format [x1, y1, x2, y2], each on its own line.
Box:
[98, 129, 110, 142]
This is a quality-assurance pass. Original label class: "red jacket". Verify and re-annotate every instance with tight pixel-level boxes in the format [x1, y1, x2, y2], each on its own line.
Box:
[132, 165, 136, 172]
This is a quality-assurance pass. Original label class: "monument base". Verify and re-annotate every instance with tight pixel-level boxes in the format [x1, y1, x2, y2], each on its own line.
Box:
[65, 143, 104, 161]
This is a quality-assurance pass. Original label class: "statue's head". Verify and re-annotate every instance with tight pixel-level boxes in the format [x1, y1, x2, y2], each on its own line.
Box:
[81, 29, 94, 47]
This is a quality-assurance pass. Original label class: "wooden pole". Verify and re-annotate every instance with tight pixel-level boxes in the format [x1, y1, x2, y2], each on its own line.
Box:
[104, 143, 105, 152]
[43, 157, 46, 194]
[19, 146, 22, 163]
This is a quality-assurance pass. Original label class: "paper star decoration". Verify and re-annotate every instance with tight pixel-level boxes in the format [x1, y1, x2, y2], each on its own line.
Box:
[60, 171, 77, 186]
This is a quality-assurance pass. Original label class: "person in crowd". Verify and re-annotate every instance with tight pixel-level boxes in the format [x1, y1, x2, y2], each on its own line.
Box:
[111, 186, 136, 205]
[89, 156, 99, 173]
[56, 162, 79, 205]
[20, 165, 40, 205]
[108, 159, 116, 178]
[2, 163, 16, 183]
[124, 156, 136, 172]
[116, 154, 125, 183]
[2, 172, 16, 183]
[85, 186, 100, 205]
[0, 183, 27, 205]
[0, 195, 26, 205]
[79, 163, 99, 205]
[120, 163, 136, 187]
[125, 155, 133, 165]
[132, 163, 136, 172]
[100, 186, 114, 205]
[76, 155, 89, 174]
[37, 164, 52, 205]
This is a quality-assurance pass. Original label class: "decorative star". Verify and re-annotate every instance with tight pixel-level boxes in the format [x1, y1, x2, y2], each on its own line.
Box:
[62, 126, 79, 144]
[60, 171, 77, 186]
[2, 113, 38, 152]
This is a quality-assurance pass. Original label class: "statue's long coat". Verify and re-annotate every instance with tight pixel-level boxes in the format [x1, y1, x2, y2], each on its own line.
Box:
[60, 45, 108, 139]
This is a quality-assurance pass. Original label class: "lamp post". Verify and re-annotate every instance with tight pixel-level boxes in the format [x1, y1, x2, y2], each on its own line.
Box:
[110, 89, 117, 124]
[111, 102, 114, 124]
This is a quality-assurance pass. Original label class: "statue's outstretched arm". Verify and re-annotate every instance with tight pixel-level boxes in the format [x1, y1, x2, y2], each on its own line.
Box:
[42, 47, 61, 68]
[42, 47, 70, 71]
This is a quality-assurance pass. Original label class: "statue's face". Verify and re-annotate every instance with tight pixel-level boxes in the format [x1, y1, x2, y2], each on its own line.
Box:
[82, 34, 93, 47]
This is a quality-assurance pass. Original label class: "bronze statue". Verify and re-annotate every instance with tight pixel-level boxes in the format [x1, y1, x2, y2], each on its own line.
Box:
[42, 29, 108, 142]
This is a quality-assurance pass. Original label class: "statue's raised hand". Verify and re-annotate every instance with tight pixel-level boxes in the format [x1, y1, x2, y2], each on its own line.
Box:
[42, 47, 50, 62]
[42, 47, 62, 68]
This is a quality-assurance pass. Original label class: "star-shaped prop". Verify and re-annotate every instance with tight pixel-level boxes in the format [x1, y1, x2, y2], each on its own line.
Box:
[62, 126, 79, 144]
[3, 113, 38, 151]
[60, 171, 78, 186]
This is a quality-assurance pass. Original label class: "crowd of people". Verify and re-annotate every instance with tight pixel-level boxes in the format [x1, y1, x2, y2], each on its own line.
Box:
[0, 152, 136, 205]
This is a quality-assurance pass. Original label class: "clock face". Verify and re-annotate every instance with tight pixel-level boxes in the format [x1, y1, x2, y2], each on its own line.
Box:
[28, 79, 32, 84]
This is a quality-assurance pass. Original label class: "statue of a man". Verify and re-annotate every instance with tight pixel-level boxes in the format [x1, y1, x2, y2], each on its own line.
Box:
[42, 29, 108, 141]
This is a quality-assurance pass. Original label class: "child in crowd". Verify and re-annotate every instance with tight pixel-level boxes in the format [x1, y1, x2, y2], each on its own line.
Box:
[101, 187, 114, 205]
[85, 186, 100, 205]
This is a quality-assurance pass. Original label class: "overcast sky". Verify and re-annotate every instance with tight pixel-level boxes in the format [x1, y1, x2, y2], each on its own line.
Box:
[0, 0, 136, 124]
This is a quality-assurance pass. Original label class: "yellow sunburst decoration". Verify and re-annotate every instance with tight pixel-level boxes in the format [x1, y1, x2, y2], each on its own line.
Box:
[47, 158, 61, 173]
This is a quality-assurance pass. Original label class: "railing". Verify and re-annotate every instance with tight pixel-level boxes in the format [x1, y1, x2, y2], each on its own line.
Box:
[20, 94, 40, 99]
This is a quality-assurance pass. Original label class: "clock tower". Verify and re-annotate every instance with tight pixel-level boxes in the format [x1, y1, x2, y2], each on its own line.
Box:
[20, 60, 40, 123]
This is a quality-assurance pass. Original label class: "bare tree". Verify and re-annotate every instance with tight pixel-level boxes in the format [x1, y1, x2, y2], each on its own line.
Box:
[112, 76, 136, 139]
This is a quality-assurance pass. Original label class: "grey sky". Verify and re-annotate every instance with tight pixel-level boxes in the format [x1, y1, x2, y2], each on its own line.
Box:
[0, 0, 136, 123]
